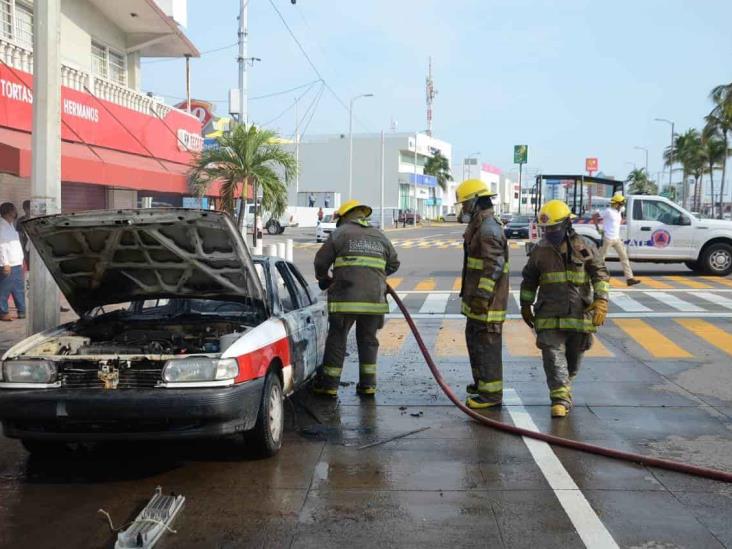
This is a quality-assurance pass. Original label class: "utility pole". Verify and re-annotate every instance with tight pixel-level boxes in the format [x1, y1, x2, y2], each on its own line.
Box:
[238, 0, 248, 126]
[634, 146, 648, 175]
[380, 130, 385, 230]
[654, 118, 675, 200]
[29, 0, 61, 334]
[185, 54, 191, 113]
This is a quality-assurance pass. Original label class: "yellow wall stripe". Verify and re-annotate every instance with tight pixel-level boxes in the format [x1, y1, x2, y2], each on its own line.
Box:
[435, 319, 468, 357]
[664, 276, 712, 289]
[415, 277, 437, 291]
[613, 319, 691, 358]
[675, 319, 732, 356]
[379, 319, 411, 355]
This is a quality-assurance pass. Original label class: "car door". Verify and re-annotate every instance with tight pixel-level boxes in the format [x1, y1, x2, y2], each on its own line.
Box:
[273, 262, 319, 386]
[629, 198, 695, 259]
[286, 263, 327, 375]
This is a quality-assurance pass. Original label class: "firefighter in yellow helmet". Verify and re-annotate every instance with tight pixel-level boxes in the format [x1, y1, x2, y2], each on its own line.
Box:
[455, 179, 510, 409]
[520, 200, 610, 417]
[312, 199, 400, 397]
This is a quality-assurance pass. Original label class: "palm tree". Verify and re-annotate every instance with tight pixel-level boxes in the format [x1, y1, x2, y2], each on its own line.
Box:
[705, 83, 732, 218]
[423, 150, 452, 191]
[701, 127, 727, 217]
[664, 129, 703, 209]
[626, 168, 657, 195]
[189, 125, 297, 246]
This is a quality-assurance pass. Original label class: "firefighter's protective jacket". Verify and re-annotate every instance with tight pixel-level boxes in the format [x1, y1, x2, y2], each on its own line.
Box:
[520, 230, 610, 333]
[314, 219, 400, 314]
[460, 209, 509, 329]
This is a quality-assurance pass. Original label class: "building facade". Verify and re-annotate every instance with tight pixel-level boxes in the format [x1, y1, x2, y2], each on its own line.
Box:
[0, 0, 205, 211]
[285, 132, 454, 222]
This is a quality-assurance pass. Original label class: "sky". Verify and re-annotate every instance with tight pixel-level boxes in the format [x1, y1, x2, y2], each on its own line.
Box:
[143, 0, 732, 183]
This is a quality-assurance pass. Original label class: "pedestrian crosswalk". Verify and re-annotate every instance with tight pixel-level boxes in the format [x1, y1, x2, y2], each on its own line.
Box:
[296, 238, 528, 250]
[376, 317, 732, 361]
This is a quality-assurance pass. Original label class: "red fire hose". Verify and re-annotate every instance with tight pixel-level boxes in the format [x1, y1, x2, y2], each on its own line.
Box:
[387, 286, 732, 483]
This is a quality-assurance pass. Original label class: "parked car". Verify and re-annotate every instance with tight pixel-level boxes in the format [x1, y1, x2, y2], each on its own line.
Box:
[500, 213, 514, 225]
[244, 203, 298, 235]
[316, 214, 337, 242]
[444, 212, 458, 222]
[397, 209, 421, 225]
[0, 209, 327, 456]
[504, 215, 532, 239]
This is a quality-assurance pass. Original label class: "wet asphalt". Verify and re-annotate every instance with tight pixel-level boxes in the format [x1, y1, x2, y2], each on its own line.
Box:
[1, 226, 731, 548]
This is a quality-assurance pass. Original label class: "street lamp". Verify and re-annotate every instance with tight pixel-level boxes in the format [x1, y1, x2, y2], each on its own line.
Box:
[348, 93, 374, 199]
[634, 146, 649, 175]
[654, 118, 675, 196]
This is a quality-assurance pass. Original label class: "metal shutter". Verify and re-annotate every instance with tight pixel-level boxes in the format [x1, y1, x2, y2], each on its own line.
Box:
[61, 182, 107, 212]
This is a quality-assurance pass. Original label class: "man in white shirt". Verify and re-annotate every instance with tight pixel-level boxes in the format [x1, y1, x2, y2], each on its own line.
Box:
[599, 194, 640, 286]
[0, 202, 26, 321]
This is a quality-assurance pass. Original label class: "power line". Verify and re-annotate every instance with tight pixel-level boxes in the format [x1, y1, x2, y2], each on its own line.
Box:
[148, 79, 324, 106]
[260, 80, 321, 127]
[266, 0, 370, 130]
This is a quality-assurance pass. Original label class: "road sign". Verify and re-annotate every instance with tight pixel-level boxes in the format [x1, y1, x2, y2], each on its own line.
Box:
[585, 157, 599, 173]
[514, 145, 528, 165]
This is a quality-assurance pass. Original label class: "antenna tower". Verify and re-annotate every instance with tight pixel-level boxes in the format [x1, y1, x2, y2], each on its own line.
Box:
[425, 57, 437, 136]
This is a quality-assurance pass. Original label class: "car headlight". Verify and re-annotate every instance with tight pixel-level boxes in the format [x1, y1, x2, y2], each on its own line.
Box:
[2, 360, 57, 384]
[162, 357, 239, 382]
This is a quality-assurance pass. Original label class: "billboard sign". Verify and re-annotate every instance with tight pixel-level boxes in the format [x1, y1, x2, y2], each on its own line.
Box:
[585, 157, 599, 173]
[514, 145, 528, 164]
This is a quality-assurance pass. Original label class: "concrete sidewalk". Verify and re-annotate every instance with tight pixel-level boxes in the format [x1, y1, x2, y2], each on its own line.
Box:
[0, 300, 76, 355]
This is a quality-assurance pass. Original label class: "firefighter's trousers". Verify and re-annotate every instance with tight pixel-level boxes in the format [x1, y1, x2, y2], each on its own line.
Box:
[465, 319, 503, 403]
[318, 314, 384, 390]
[536, 330, 593, 407]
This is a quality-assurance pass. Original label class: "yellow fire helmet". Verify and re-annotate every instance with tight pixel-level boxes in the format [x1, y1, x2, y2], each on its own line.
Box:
[610, 192, 626, 204]
[455, 179, 496, 204]
[335, 199, 372, 220]
[537, 200, 574, 226]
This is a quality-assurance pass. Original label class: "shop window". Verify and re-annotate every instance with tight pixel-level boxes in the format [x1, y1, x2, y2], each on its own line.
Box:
[92, 40, 127, 85]
[0, 0, 32, 45]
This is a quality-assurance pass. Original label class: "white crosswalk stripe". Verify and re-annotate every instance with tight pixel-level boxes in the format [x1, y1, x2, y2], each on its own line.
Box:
[610, 293, 651, 312]
[694, 291, 732, 309]
[387, 293, 407, 313]
[418, 293, 451, 314]
[645, 291, 705, 312]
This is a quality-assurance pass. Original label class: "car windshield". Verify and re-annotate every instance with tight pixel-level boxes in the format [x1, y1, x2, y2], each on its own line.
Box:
[323, 214, 333, 223]
[511, 216, 531, 224]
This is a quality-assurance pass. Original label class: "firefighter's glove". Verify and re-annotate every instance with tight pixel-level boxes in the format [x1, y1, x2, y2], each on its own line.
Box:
[318, 277, 333, 291]
[521, 304, 535, 329]
[586, 298, 608, 326]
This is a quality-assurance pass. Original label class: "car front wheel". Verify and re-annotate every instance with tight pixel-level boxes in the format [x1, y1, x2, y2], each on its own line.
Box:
[700, 243, 732, 276]
[266, 220, 281, 235]
[250, 370, 284, 457]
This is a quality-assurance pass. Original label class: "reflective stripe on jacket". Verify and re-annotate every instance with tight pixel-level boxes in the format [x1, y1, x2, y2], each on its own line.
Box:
[520, 230, 609, 333]
[460, 208, 509, 328]
[314, 218, 400, 314]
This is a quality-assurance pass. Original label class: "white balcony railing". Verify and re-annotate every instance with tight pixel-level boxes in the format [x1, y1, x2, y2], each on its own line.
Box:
[0, 37, 191, 120]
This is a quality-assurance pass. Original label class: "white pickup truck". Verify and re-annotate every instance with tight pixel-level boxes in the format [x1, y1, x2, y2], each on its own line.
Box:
[243, 204, 298, 235]
[563, 195, 732, 276]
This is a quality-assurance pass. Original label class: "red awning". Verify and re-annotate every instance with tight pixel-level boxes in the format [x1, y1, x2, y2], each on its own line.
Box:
[0, 127, 218, 195]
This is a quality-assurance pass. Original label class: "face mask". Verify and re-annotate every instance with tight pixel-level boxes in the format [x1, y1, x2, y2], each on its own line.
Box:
[545, 228, 566, 246]
[462, 199, 475, 216]
[620, 206, 626, 214]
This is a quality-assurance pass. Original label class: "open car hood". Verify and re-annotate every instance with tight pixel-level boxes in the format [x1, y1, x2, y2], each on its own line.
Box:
[22, 208, 266, 316]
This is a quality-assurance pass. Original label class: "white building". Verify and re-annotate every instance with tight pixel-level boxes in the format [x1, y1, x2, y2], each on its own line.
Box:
[285, 132, 454, 223]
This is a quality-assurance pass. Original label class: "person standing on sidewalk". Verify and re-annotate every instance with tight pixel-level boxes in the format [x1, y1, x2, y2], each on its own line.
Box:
[455, 179, 509, 409]
[312, 200, 400, 397]
[599, 193, 640, 286]
[0, 202, 26, 321]
[520, 200, 610, 418]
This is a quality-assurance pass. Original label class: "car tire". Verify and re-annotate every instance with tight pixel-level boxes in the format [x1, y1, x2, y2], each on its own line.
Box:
[700, 243, 732, 276]
[684, 260, 701, 272]
[266, 220, 281, 235]
[250, 370, 284, 457]
[21, 439, 69, 456]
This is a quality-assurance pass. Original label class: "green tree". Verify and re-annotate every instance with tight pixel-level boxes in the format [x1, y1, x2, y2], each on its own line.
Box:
[189, 125, 297, 246]
[664, 128, 703, 209]
[626, 168, 658, 195]
[423, 150, 453, 191]
[705, 83, 732, 218]
[701, 127, 727, 217]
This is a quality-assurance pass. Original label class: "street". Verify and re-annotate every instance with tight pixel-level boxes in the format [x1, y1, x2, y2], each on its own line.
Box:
[1, 224, 731, 548]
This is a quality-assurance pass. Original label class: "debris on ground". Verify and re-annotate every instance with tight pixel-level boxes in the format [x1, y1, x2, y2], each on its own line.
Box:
[357, 427, 431, 450]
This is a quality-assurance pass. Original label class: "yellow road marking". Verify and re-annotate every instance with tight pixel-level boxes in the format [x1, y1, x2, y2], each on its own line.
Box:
[702, 276, 732, 288]
[452, 277, 462, 291]
[388, 277, 403, 290]
[435, 319, 468, 357]
[609, 278, 626, 289]
[675, 319, 732, 356]
[664, 276, 712, 289]
[379, 319, 411, 355]
[415, 277, 437, 291]
[637, 277, 674, 289]
[586, 335, 613, 357]
[504, 320, 541, 357]
[613, 319, 691, 358]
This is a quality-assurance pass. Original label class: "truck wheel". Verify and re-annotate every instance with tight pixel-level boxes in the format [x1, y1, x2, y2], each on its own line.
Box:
[266, 220, 281, 235]
[700, 243, 732, 276]
[277, 226, 285, 235]
[250, 371, 284, 457]
[684, 260, 701, 272]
